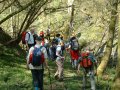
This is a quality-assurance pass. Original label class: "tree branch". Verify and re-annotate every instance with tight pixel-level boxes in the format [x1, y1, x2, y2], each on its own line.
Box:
[0, 0, 8, 3]
[0, 0, 16, 14]
[0, 0, 39, 25]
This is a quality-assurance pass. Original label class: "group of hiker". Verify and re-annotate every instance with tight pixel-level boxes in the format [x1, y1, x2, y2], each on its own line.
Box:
[22, 28, 97, 90]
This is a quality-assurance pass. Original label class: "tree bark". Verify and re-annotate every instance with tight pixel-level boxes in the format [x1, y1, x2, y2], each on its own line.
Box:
[112, 32, 120, 89]
[97, 0, 118, 76]
[63, 0, 74, 40]
[112, 0, 120, 89]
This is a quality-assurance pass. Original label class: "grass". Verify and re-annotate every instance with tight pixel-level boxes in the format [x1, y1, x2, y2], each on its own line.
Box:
[0, 46, 116, 90]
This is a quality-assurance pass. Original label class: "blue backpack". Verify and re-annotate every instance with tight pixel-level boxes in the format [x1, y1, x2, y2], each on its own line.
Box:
[32, 46, 43, 66]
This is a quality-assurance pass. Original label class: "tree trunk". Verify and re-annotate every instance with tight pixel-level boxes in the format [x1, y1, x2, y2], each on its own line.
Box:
[65, 2, 74, 40]
[97, 0, 118, 76]
[0, 27, 12, 44]
[112, 0, 120, 89]
[112, 39, 120, 89]
[68, 0, 74, 14]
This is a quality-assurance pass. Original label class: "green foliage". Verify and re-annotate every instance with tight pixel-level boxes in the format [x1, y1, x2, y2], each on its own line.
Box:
[0, 47, 116, 90]
[0, 0, 111, 45]
[0, 0, 118, 88]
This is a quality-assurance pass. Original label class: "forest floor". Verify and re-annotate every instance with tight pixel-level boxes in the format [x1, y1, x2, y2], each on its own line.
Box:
[0, 46, 116, 90]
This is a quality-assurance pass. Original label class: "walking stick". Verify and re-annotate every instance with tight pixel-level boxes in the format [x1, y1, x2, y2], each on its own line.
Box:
[47, 68, 53, 90]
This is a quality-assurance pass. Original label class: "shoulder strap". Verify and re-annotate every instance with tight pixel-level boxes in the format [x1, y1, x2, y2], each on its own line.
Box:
[33, 46, 43, 54]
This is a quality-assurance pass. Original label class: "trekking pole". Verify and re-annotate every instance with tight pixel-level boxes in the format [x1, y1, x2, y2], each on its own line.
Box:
[47, 68, 53, 90]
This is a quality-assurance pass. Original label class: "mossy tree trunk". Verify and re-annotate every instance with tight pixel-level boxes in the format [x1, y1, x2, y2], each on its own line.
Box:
[112, 27, 120, 90]
[112, 0, 120, 89]
[97, 0, 118, 76]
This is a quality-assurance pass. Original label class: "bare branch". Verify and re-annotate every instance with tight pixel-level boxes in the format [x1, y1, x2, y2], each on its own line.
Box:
[0, 0, 39, 25]
[0, 0, 8, 3]
[14, 0, 23, 8]
[0, 0, 16, 14]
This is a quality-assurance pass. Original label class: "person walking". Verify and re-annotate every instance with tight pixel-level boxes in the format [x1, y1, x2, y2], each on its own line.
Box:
[27, 36, 48, 90]
[68, 35, 80, 69]
[25, 29, 36, 50]
[77, 48, 97, 90]
[54, 40, 65, 81]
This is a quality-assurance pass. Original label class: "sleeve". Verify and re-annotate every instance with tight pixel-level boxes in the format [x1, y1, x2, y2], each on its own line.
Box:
[25, 33, 29, 41]
[56, 46, 62, 57]
[27, 47, 34, 64]
[42, 47, 48, 59]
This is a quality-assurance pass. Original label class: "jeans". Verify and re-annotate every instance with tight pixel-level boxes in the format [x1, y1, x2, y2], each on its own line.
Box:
[31, 69, 44, 90]
[72, 59, 78, 69]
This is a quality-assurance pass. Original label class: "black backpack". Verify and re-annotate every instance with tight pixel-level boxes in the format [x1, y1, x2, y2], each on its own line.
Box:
[70, 38, 79, 50]
[49, 45, 57, 61]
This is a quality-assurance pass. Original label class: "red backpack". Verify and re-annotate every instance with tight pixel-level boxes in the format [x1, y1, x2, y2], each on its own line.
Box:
[80, 52, 93, 68]
[21, 32, 30, 44]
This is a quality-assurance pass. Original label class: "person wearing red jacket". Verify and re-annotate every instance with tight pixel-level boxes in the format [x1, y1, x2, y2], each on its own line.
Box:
[68, 36, 80, 69]
[39, 31, 45, 46]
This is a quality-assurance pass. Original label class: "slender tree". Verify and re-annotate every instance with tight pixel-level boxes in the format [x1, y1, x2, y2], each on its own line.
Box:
[97, 0, 118, 76]
[112, 1, 120, 89]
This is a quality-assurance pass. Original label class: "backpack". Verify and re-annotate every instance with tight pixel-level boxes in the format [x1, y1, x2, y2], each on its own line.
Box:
[71, 38, 79, 50]
[49, 45, 57, 61]
[55, 37, 61, 44]
[80, 52, 93, 68]
[22, 32, 30, 44]
[29, 46, 44, 66]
